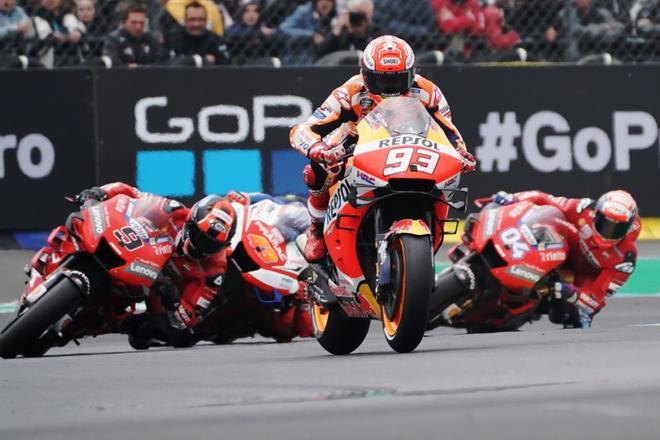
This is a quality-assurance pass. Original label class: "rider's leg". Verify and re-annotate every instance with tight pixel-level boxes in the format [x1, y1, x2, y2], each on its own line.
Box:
[302, 161, 336, 261]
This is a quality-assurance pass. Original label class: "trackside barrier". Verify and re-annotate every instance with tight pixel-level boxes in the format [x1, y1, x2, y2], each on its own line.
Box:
[0, 65, 658, 229]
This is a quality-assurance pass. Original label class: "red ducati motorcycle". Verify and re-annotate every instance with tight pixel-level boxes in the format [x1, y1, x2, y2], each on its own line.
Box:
[428, 197, 571, 332]
[128, 196, 313, 348]
[0, 194, 177, 358]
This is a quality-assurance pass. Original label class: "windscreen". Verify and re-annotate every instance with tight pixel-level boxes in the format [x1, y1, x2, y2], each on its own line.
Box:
[364, 96, 436, 136]
[128, 195, 178, 234]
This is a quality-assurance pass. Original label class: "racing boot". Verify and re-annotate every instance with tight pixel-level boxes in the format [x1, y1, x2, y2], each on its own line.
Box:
[303, 220, 327, 262]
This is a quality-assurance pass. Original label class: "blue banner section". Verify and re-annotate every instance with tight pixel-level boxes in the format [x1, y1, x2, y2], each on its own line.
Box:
[271, 151, 307, 195]
[12, 232, 49, 250]
[136, 150, 196, 196]
[203, 150, 263, 194]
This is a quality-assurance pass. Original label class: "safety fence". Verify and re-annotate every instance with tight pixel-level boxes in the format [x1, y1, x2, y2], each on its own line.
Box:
[2, 0, 660, 69]
[1, 64, 659, 229]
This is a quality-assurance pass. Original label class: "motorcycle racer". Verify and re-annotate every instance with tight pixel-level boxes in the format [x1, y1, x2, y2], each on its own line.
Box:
[289, 34, 477, 262]
[74, 185, 312, 343]
[491, 189, 641, 328]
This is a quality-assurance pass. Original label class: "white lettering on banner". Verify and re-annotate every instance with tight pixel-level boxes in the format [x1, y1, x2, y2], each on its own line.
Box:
[253, 96, 312, 142]
[0, 133, 55, 179]
[475, 111, 660, 172]
[613, 112, 658, 170]
[135, 97, 194, 143]
[198, 105, 249, 143]
[522, 111, 572, 172]
[134, 96, 313, 144]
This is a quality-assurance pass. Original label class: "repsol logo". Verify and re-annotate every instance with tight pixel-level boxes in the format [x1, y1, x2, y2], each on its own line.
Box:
[0, 134, 55, 179]
[326, 179, 352, 223]
[378, 135, 443, 150]
[134, 96, 313, 144]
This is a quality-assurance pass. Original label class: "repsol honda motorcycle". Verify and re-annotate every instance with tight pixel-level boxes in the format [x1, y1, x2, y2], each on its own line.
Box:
[0, 194, 177, 358]
[301, 96, 469, 354]
[428, 197, 571, 333]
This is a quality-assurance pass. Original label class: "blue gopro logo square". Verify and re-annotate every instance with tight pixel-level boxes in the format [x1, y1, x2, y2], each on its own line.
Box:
[271, 150, 307, 195]
[203, 149, 263, 194]
[136, 150, 195, 196]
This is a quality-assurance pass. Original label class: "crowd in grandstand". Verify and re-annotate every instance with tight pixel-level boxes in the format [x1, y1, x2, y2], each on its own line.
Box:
[1, 0, 659, 68]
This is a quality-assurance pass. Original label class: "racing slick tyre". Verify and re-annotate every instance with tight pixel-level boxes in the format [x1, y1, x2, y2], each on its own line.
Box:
[382, 234, 433, 353]
[0, 277, 83, 359]
[311, 303, 370, 355]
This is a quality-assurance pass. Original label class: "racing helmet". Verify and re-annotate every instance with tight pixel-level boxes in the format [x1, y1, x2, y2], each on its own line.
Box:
[180, 195, 236, 259]
[361, 35, 416, 97]
[591, 190, 637, 247]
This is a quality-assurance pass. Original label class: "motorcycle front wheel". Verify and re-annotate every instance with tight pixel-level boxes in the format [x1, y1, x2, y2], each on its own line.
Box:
[0, 276, 83, 359]
[381, 234, 434, 353]
[311, 303, 370, 355]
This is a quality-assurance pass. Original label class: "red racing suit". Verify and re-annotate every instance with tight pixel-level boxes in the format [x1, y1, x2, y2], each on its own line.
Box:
[290, 73, 468, 220]
[514, 190, 641, 323]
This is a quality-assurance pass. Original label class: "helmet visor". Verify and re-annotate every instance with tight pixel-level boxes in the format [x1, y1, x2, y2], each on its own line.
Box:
[186, 221, 225, 256]
[363, 69, 413, 96]
[594, 213, 631, 241]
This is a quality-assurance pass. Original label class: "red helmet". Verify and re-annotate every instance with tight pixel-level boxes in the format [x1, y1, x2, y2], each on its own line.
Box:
[590, 190, 637, 247]
[361, 35, 415, 97]
[181, 195, 236, 259]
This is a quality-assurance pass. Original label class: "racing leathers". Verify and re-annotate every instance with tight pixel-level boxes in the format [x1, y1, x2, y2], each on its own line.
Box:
[512, 190, 641, 327]
[289, 73, 475, 259]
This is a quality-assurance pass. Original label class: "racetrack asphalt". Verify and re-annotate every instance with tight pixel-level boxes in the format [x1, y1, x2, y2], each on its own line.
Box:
[1, 247, 660, 439]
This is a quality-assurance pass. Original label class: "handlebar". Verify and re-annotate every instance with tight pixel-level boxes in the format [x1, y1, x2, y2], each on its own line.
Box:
[474, 197, 493, 209]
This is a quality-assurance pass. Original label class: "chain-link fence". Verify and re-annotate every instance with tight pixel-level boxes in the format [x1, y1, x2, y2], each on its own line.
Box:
[1, 0, 659, 68]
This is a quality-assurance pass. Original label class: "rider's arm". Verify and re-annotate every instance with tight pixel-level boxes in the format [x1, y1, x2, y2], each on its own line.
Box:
[572, 251, 636, 324]
[99, 182, 141, 199]
[289, 80, 359, 156]
[513, 191, 590, 220]
[416, 76, 467, 150]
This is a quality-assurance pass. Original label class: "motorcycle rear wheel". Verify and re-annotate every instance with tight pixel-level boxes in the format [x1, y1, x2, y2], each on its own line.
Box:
[382, 234, 433, 353]
[0, 277, 83, 359]
[311, 303, 370, 355]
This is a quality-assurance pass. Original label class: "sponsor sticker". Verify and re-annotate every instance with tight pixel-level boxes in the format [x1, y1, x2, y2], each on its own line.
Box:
[614, 261, 635, 274]
[124, 261, 159, 281]
[506, 265, 544, 284]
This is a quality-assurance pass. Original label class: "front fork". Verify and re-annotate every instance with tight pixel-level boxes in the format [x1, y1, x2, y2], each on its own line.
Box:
[374, 208, 434, 303]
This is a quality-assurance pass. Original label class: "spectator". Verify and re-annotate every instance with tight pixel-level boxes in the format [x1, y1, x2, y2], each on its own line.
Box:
[68, 0, 107, 58]
[636, 0, 660, 58]
[507, 0, 563, 60]
[33, 0, 85, 66]
[557, 0, 625, 60]
[317, 0, 375, 58]
[482, 0, 519, 51]
[278, 0, 336, 64]
[103, 2, 165, 66]
[225, 0, 278, 64]
[164, 0, 225, 35]
[0, 0, 36, 67]
[431, 0, 518, 60]
[261, 0, 306, 28]
[165, 1, 230, 65]
[372, 0, 439, 51]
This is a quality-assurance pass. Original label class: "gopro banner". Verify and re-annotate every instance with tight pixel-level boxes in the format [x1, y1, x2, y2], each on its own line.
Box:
[0, 70, 96, 229]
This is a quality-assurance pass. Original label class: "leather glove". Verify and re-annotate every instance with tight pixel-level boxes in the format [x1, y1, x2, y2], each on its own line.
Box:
[307, 141, 346, 168]
[552, 282, 579, 304]
[492, 191, 518, 206]
[457, 148, 476, 174]
[168, 301, 195, 330]
[74, 187, 107, 205]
